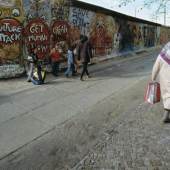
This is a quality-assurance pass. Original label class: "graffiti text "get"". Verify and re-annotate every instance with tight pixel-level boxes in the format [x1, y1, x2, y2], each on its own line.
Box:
[30, 24, 44, 34]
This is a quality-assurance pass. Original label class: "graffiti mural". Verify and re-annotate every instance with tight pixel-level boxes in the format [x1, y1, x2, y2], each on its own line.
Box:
[51, 0, 69, 21]
[0, 18, 24, 78]
[0, 18, 22, 64]
[128, 21, 144, 49]
[69, 7, 94, 36]
[0, 0, 24, 21]
[24, 18, 50, 59]
[23, 0, 51, 22]
[113, 19, 132, 52]
[51, 20, 69, 43]
[50, 20, 70, 55]
[0, 0, 170, 78]
[89, 13, 113, 55]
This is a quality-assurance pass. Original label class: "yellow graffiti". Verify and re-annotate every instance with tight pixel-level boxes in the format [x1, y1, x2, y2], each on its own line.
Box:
[0, 8, 11, 17]
[0, 0, 24, 21]
[0, 44, 20, 60]
[51, 0, 69, 20]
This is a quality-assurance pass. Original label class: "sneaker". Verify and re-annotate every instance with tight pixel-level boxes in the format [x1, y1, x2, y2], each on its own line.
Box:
[162, 110, 170, 123]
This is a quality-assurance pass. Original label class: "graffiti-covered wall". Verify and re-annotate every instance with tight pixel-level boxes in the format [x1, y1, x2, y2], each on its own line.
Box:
[0, 0, 170, 78]
[23, 0, 168, 57]
[0, 0, 24, 78]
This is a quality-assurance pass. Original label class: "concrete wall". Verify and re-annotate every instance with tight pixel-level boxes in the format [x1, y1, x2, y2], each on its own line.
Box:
[0, 0, 24, 78]
[0, 0, 170, 78]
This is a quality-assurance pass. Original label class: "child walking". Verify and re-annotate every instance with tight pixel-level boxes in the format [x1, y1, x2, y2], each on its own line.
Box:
[65, 45, 74, 77]
[50, 43, 62, 76]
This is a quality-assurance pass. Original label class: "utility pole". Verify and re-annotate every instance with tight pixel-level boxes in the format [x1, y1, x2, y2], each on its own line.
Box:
[159, 4, 167, 26]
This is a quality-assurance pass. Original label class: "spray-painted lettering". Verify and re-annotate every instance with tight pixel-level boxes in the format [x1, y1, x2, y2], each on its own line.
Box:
[0, 33, 20, 43]
[0, 20, 22, 44]
[71, 8, 89, 28]
[52, 24, 68, 35]
[51, 21, 69, 43]
[0, 22, 22, 33]
[30, 24, 44, 34]
[28, 34, 48, 42]
[25, 18, 50, 59]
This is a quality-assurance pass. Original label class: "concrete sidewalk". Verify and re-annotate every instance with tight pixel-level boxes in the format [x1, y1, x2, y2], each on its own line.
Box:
[0, 74, 147, 160]
[0, 47, 159, 160]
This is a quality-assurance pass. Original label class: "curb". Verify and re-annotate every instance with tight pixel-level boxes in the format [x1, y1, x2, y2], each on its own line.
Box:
[89, 46, 161, 65]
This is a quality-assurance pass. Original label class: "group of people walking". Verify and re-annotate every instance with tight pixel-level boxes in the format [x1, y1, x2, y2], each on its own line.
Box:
[27, 35, 93, 85]
[64, 35, 92, 80]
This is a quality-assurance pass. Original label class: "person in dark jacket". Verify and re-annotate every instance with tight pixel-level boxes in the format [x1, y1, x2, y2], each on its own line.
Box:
[77, 35, 93, 81]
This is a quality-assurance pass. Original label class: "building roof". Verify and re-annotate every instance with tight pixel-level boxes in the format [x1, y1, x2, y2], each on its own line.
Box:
[72, 0, 161, 26]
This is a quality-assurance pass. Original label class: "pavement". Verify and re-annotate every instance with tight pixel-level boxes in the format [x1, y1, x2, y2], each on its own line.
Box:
[72, 80, 170, 170]
[0, 46, 166, 170]
[0, 74, 146, 159]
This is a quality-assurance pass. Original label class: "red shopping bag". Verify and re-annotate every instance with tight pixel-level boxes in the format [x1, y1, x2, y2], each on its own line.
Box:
[144, 82, 161, 104]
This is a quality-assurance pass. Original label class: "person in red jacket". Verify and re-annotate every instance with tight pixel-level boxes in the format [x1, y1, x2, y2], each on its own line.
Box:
[50, 43, 62, 76]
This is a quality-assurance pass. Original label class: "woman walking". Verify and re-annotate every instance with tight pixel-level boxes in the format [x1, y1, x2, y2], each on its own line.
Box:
[152, 42, 170, 123]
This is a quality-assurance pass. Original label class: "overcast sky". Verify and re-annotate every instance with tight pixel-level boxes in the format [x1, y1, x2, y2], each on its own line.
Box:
[77, 0, 169, 26]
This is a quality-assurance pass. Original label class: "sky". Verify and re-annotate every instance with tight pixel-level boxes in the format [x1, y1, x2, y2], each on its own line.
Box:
[77, 0, 170, 26]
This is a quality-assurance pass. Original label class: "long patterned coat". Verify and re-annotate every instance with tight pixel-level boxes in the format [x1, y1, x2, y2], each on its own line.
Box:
[152, 42, 170, 109]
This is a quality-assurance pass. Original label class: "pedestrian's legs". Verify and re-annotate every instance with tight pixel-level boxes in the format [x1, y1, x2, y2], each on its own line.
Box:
[65, 64, 72, 77]
[51, 62, 56, 76]
[27, 63, 34, 82]
[52, 62, 59, 76]
[80, 62, 87, 80]
[56, 62, 60, 74]
[162, 109, 170, 123]
[85, 63, 89, 76]
[37, 64, 43, 83]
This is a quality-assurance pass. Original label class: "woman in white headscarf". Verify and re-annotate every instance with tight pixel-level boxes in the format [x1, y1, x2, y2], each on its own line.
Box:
[152, 42, 170, 123]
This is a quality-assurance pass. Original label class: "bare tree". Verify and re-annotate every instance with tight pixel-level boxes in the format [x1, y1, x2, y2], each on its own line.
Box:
[118, 0, 169, 13]
[118, 0, 170, 24]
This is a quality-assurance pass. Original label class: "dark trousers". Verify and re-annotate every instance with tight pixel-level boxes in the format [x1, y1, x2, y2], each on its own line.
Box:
[71, 63, 77, 75]
[52, 61, 60, 76]
[37, 64, 43, 82]
[81, 62, 89, 79]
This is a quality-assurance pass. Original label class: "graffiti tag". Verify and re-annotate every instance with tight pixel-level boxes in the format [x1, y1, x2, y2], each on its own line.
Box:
[71, 8, 89, 29]
[24, 18, 50, 59]
[0, 19, 22, 44]
[51, 21, 69, 42]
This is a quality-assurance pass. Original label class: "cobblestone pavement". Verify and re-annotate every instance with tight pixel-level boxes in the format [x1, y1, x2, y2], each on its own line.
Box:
[73, 101, 170, 170]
